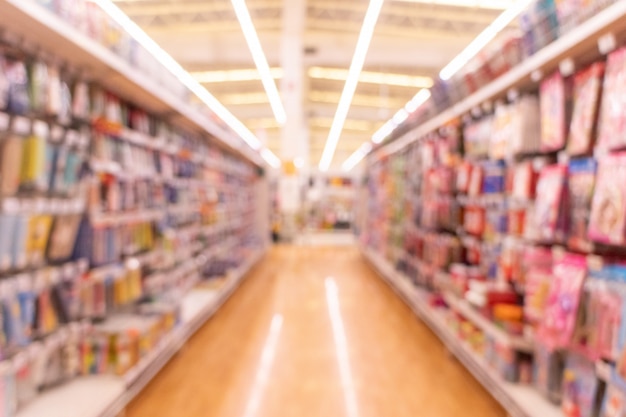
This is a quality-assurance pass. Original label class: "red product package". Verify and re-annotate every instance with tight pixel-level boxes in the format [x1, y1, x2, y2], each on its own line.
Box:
[540, 72, 572, 153]
[588, 152, 626, 245]
[597, 47, 626, 152]
[567, 62, 605, 156]
[537, 253, 587, 351]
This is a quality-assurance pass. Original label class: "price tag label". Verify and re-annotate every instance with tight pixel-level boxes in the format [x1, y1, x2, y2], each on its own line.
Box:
[559, 58, 575, 77]
[507, 88, 520, 102]
[12, 117, 31, 135]
[598, 32, 617, 55]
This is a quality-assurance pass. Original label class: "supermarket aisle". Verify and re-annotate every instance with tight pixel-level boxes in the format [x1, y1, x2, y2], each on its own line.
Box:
[126, 245, 506, 417]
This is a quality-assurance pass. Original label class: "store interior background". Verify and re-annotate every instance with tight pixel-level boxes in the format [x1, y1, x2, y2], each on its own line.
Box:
[6, 0, 626, 416]
[113, 0, 508, 242]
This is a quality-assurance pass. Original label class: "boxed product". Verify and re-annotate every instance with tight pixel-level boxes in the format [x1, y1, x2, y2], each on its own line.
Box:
[588, 153, 626, 245]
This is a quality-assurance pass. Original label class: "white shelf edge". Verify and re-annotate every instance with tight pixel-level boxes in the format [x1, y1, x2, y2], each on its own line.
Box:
[378, 0, 626, 158]
[360, 246, 562, 417]
[16, 249, 265, 417]
[1, 0, 263, 167]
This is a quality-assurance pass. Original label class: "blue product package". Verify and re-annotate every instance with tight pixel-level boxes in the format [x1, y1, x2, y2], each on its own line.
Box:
[0, 215, 16, 272]
[10, 215, 29, 270]
[43, 142, 57, 192]
[482, 160, 506, 194]
[16, 287, 34, 345]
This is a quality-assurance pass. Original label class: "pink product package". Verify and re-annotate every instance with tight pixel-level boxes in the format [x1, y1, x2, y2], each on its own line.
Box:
[567, 62, 605, 156]
[588, 153, 626, 245]
[597, 47, 626, 152]
[540, 72, 572, 153]
[534, 164, 568, 243]
[537, 253, 587, 351]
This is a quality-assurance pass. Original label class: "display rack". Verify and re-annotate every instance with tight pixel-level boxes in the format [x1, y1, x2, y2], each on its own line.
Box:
[379, 0, 626, 157]
[362, 247, 560, 417]
[0, 0, 262, 166]
[0, 1, 270, 416]
[359, 2, 626, 415]
[16, 250, 263, 417]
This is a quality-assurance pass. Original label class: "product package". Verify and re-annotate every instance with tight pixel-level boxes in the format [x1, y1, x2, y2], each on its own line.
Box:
[47, 214, 82, 262]
[537, 253, 587, 351]
[601, 385, 626, 417]
[533, 164, 568, 243]
[567, 158, 597, 252]
[535, 341, 566, 403]
[589, 153, 626, 245]
[567, 62, 605, 156]
[561, 353, 601, 417]
[597, 47, 626, 152]
[540, 72, 572, 153]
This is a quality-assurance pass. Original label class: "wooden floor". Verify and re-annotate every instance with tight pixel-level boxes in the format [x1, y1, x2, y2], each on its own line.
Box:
[126, 245, 506, 417]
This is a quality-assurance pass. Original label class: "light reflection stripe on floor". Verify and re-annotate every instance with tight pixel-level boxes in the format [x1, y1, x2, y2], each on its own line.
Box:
[241, 314, 284, 417]
[325, 278, 359, 417]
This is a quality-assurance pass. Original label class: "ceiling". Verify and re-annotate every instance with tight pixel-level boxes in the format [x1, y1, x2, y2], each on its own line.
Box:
[113, 0, 505, 169]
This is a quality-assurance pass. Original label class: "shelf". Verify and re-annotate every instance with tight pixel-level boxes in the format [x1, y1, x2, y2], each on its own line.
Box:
[441, 292, 534, 353]
[16, 249, 265, 417]
[361, 246, 561, 417]
[0, 0, 262, 167]
[379, 0, 626, 157]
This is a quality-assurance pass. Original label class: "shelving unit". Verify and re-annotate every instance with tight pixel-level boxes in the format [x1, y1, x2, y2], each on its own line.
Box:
[357, 2, 626, 416]
[379, 0, 626, 157]
[0, 0, 262, 166]
[16, 250, 263, 417]
[362, 247, 560, 417]
[0, 2, 271, 416]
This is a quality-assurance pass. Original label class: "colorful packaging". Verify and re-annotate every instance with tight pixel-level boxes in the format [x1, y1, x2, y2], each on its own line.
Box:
[598, 47, 626, 151]
[567, 158, 597, 252]
[561, 353, 601, 417]
[602, 385, 626, 417]
[534, 164, 568, 243]
[589, 153, 626, 245]
[567, 62, 605, 156]
[537, 253, 587, 351]
[540, 72, 572, 152]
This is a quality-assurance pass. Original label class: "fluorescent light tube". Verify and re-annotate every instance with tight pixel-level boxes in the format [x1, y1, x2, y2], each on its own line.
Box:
[90, 0, 264, 151]
[372, 120, 397, 144]
[319, 0, 385, 171]
[261, 148, 282, 168]
[392, 108, 409, 125]
[342, 142, 373, 171]
[439, 0, 533, 80]
[231, 0, 287, 125]
[404, 89, 431, 113]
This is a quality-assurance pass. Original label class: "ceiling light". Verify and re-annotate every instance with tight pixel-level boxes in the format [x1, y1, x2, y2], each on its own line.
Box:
[342, 142, 373, 171]
[309, 67, 433, 88]
[90, 0, 263, 151]
[231, 0, 287, 125]
[319, 0, 385, 172]
[372, 120, 397, 144]
[404, 89, 431, 113]
[192, 68, 284, 83]
[392, 108, 409, 125]
[261, 148, 282, 168]
[439, 0, 532, 80]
